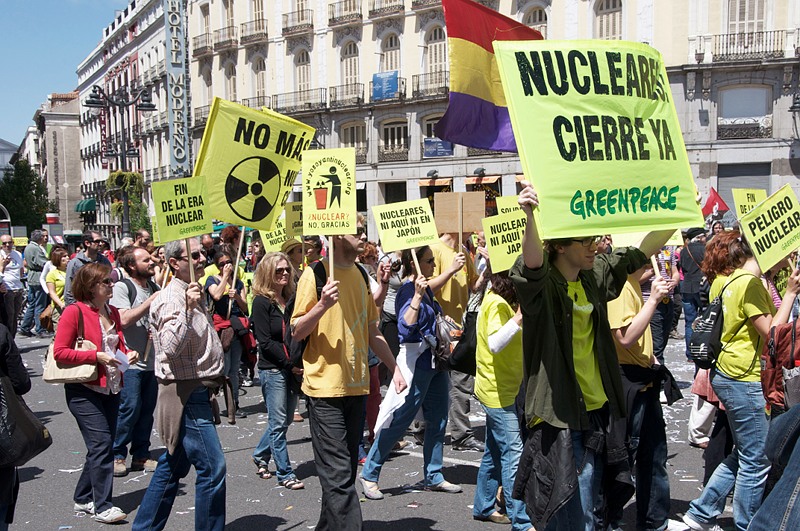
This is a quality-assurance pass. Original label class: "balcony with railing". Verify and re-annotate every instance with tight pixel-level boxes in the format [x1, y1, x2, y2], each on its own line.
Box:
[158, 111, 168, 130]
[272, 88, 327, 114]
[712, 30, 786, 62]
[378, 143, 409, 162]
[412, 71, 449, 100]
[329, 1, 362, 27]
[717, 115, 773, 140]
[369, 77, 406, 103]
[369, 0, 405, 19]
[282, 10, 313, 36]
[192, 33, 213, 57]
[241, 19, 268, 45]
[213, 26, 239, 51]
[242, 95, 271, 109]
[157, 59, 166, 77]
[355, 146, 368, 164]
[330, 83, 364, 108]
[411, 0, 441, 10]
[194, 105, 210, 127]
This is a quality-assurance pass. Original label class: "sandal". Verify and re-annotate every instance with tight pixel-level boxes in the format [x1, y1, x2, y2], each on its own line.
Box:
[278, 477, 305, 490]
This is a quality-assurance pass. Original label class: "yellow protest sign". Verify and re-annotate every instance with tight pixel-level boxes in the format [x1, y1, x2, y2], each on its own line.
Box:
[732, 188, 768, 218]
[151, 177, 212, 242]
[150, 216, 162, 246]
[194, 98, 315, 231]
[740, 185, 800, 272]
[12, 237, 27, 248]
[284, 201, 303, 238]
[302, 148, 356, 235]
[261, 217, 287, 251]
[372, 199, 439, 252]
[482, 210, 527, 273]
[496, 195, 521, 215]
[494, 40, 704, 238]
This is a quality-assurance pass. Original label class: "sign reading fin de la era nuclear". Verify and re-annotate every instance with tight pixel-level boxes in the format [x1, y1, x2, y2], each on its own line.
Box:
[740, 184, 800, 272]
[482, 210, 527, 273]
[732, 188, 768, 218]
[372, 199, 439, 252]
[262, 217, 287, 251]
[151, 176, 212, 242]
[194, 97, 315, 232]
[494, 40, 704, 238]
[302, 148, 357, 235]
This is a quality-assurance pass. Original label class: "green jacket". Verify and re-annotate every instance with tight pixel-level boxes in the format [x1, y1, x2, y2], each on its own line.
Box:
[510, 247, 648, 430]
[23, 242, 47, 286]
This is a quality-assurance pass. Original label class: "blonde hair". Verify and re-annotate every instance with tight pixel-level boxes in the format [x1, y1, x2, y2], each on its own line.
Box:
[252, 251, 296, 302]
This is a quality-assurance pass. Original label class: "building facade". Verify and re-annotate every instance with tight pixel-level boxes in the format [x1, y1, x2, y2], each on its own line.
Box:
[16, 127, 43, 179]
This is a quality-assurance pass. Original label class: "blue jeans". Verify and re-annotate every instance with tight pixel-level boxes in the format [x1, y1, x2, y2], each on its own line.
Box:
[545, 430, 604, 531]
[686, 371, 770, 531]
[20, 284, 47, 334]
[223, 340, 240, 410]
[362, 353, 450, 486]
[682, 292, 702, 358]
[650, 300, 673, 365]
[473, 403, 531, 531]
[252, 368, 299, 481]
[113, 369, 158, 461]
[132, 387, 226, 531]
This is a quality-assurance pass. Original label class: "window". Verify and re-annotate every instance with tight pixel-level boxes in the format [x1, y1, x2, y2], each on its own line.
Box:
[524, 7, 547, 38]
[381, 34, 400, 73]
[254, 58, 266, 97]
[200, 4, 210, 33]
[203, 69, 213, 105]
[423, 115, 442, 138]
[728, 0, 765, 34]
[252, 0, 263, 20]
[342, 41, 359, 86]
[595, 0, 622, 40]
[382, 120, 408, 149]
[341, 122, 367, 148]
[224, 0, 235, 28]
[425, 26, 447, 73]
[296, 50, 310, 92]
[295, 0, 307, 11]
[717, 85, 772, 140]
[225, 63, 237, 101]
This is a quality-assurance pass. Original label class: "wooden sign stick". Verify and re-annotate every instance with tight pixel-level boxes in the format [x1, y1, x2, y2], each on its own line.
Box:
[227, 226, 246, 319]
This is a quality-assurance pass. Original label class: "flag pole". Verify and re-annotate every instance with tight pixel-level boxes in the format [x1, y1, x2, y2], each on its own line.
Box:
[227, 226, 246, 319]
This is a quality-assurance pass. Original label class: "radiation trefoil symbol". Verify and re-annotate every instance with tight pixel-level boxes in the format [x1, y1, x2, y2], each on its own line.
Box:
[225, 156, 282, 222]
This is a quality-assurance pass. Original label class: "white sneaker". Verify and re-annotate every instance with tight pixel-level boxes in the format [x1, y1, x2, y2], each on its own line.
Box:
[681, 514, 723, 531]
[73, 501, 95, 514]
[92, 506, 127, 524]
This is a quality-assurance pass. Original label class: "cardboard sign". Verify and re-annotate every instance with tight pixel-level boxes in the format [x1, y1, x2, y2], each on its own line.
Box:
[194, 97, 315, 232]
[740, 185, 800, 272]
[732, 188, 768, 218]
[284, 201, 303, 238]
[434, 192, 485, 233]
[494, 40, 704, 238]
[302, 148, 357, 235]
[261, 217, 287, 252]
[372, 199, 439, 252]
[482, 210, 527, 272]
[151, 177, 212, 242]
[495, 195, 522, 215]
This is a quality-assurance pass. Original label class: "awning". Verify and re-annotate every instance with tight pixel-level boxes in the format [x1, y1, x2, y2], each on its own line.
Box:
[75, 198, 97, 213]
[418, 178, 452, 187]
[465, 176, 500, 185]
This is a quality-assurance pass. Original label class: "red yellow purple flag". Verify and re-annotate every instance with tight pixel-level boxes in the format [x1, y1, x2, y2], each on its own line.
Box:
[434, 0, 542, 152]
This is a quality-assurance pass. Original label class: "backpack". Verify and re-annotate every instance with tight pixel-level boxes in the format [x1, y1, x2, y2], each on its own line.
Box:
[120, 278, 160, 307]
[761, 319, 800, 411]
[282, 261, 371, 369]
[688, 274, 753, 370]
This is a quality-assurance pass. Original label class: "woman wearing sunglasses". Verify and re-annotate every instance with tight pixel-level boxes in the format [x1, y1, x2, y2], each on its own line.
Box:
[53, 262, 139, 524]
[250, 252, 305, 489]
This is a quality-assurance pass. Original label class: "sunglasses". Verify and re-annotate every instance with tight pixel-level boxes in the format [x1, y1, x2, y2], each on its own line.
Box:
[100, 278, 113, 286]
[217, 261, 232, 267]
[91, 239, 106, 244]
[275, 266, 292, 275]
[571, 236, 602, 247]
[1, 241, 12, 246]
[178, 250, 206, 261]
[355, 227, 366, 236]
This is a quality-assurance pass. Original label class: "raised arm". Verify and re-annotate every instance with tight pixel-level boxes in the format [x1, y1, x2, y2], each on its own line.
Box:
[518, 181, 543, 270]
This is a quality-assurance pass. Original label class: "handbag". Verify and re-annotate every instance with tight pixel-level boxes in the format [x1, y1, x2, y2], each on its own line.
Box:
[40, 305, 54, 332]
[761, 319, 800, 410]
[449, 311, 477, 375]
[433, 313, 462, 371]
[43, 307, 99, 384]
[0, 374, 53, 467]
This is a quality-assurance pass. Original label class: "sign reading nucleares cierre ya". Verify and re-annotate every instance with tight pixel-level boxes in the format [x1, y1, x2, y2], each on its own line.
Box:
[740, 185, 800, 272]
[482, 210, 527, 273]
[302, 148, 356, 235]
[494, 40, 703, 238]
[152, 177, 212, 242]
[372, 199, 439, 252]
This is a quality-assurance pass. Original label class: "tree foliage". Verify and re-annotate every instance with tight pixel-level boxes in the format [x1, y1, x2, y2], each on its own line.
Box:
[0, 160, 49, 234]
[106, 171, 151, 233]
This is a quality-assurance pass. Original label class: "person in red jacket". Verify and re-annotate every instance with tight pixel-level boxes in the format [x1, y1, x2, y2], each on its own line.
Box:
[53, 262, 139, 524]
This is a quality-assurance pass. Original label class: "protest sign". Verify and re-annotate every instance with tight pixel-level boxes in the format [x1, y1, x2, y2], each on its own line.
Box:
[732, 188, 767, 218]
[740, 185, 800, 272]
[372, 199, 439, 252]
[434, 192, 485, 234]
[284, 201, 303, 238]
[151, 177, 212, 242]
[302, 148, 357, 235]
[12, 237, 27, 248]
[150, 216, 162, 246]
[494, 40, 704, 238]
[482, 210, 527, 272]
[496, 195, 521, 215]
[194, 97, 315, 232]
[261, 217, 287, 252]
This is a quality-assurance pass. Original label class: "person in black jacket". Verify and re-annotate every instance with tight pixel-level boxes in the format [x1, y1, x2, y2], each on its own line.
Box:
[250, 251, 305, 490]
[0, 324, 32, 529]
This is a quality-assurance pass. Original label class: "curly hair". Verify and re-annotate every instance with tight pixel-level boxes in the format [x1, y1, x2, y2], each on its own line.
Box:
[700, 230, 753, 283]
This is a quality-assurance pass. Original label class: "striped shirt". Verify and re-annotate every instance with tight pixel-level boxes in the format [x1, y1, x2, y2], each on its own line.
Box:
[149, 277, 224, 381]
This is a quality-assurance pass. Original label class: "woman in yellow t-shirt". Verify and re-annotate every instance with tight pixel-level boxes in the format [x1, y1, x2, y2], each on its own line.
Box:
[472, 269, 531, 529]
[45, 247, 69, 330]
[684, 231, 799, 531]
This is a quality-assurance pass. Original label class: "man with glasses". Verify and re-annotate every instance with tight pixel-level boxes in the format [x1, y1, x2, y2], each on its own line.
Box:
[19, 230, 50, 338]
[133, 238, 226, 531]
[64, 232, 112, 306]
[0, 236, 25, 336]
[510, 181, 674, 531]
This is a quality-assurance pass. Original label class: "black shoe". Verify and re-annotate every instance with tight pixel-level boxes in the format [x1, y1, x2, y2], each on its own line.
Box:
[235, 409, 248, 419]
[453, 437, 484, 452]
[18, 329, 33, 338]
[36, 330, 53, 338]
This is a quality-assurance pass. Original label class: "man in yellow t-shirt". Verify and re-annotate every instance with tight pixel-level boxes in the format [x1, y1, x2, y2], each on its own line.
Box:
[291, 219, 406, 530]
[429, 233, 487, 451]
[607, 268, 672, 530]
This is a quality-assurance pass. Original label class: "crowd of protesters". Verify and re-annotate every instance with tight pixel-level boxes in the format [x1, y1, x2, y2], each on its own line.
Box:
[2, 183, 800, 530]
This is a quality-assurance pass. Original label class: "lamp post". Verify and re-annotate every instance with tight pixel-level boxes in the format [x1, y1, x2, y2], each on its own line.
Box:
[83, 85, 156, 238]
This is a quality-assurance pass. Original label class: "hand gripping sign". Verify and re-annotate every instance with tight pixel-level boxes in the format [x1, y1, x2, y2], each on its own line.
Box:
[740, 185, 800, 273]
[494, 40, 703, 238]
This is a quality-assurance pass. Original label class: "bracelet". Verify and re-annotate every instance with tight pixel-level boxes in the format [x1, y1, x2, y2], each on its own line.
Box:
[409, 305, 420, 311]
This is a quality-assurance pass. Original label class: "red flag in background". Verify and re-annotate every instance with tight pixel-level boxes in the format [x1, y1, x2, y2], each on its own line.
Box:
[702, 188, 730, 219]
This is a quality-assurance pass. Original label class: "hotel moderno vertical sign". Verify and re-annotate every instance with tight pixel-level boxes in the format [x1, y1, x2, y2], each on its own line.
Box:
[164, 0, 191, 177]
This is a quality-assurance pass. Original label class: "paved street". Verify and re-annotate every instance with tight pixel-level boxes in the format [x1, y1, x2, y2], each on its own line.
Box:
[11, 328, 733, 530]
